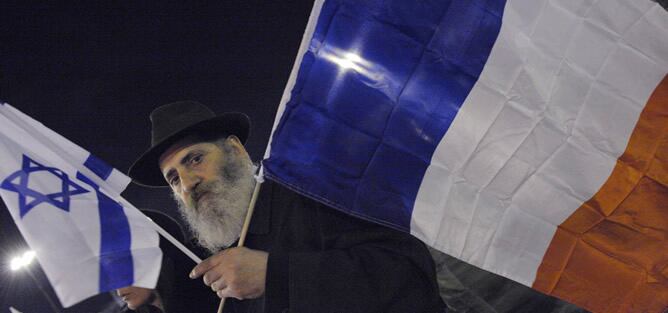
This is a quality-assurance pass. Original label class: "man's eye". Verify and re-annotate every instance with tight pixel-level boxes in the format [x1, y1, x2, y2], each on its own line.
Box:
[191, 154, 203, 164]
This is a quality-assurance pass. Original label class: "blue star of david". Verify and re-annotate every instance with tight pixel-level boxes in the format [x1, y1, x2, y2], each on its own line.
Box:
[0, 154, 89, 218]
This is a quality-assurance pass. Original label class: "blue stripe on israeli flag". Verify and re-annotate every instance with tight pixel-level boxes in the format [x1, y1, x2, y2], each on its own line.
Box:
[83, 155, 113, 181]
[76, 172, 134, 292]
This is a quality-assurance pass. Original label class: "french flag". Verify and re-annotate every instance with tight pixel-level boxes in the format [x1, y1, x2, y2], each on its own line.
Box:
[263, 1, 668, 312]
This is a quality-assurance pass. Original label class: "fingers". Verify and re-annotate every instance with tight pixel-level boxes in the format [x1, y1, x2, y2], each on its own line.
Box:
[216, 287, 240, 300]
[203, 270, 222, 286]
[211, 279, 239, 300]
[192, 247, 267, 300]
[190, 251, 225, 279]
[210, 278, 227, 292]
[217, 289, 227, 299]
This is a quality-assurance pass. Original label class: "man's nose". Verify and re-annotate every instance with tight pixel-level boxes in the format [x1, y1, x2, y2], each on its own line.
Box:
[181, 172, 201, 193]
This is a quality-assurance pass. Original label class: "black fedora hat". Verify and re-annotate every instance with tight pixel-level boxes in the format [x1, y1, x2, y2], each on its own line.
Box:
[128, 101, 250, 187]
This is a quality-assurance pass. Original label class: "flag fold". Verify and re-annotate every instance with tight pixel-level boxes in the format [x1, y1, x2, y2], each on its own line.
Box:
[0, 103, 162, 307]
[264, 0, 668, 312]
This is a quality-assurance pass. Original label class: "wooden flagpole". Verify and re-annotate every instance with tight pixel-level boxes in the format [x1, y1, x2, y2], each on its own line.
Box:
[216, 173, 264, 313]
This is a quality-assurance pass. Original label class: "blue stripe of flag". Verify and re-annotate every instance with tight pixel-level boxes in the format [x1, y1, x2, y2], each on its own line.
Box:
[76, 172, 134, 291]
[265, 0, 507, 231]
[84, 154, 113, 181]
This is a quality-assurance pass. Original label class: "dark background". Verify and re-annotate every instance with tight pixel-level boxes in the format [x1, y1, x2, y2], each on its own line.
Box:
[0, 2, 314, 312]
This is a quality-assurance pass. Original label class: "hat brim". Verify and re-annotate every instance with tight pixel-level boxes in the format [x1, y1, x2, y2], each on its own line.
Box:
[128, 112, 250, 187]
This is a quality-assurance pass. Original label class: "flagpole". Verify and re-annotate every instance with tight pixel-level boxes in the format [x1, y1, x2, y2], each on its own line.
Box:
[143, 213, 203, 264]
[215, 0, 323, 309]
[213, 0, 325, 310]
[216, 171, 264, 313]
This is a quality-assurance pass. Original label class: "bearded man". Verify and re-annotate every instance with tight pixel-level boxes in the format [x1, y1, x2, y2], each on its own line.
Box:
[128, 101, 446, 313]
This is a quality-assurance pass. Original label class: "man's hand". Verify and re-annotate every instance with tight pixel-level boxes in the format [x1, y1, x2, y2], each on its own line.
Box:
[190, 247, 268, 300]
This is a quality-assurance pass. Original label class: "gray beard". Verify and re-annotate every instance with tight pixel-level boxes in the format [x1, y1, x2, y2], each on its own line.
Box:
[174, 155, 256, 253]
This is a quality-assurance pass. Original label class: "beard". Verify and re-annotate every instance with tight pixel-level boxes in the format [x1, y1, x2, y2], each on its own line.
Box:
[174, 153, 256, 253]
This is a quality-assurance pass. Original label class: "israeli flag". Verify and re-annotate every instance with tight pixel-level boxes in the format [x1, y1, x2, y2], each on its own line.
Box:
[0, 103, 161, 307]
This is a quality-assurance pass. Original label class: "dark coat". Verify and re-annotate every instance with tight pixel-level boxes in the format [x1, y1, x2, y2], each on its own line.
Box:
[223, 179, 445, 313]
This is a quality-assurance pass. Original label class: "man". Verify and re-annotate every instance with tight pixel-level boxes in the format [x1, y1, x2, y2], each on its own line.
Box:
[128, 101, 445, 312]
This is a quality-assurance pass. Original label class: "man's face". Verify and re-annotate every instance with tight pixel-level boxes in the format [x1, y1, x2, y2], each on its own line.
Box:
[160, 141, 226, 208]
[159, 137, 255, 252]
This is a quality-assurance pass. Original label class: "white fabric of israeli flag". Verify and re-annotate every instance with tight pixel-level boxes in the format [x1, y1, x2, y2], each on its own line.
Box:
[0, 103, 161, 307]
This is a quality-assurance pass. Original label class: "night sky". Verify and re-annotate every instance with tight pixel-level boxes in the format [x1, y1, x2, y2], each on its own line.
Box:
[0, 2, 314, 312]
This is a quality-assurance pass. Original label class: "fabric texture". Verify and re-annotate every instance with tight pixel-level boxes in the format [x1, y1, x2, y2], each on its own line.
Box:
[262, 0, 668, 311]
[222, 179, 445, 313]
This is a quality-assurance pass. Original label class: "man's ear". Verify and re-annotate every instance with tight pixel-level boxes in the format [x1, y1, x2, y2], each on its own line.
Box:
[226, 135, 245, 153]
[226, 135, 241, 144]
